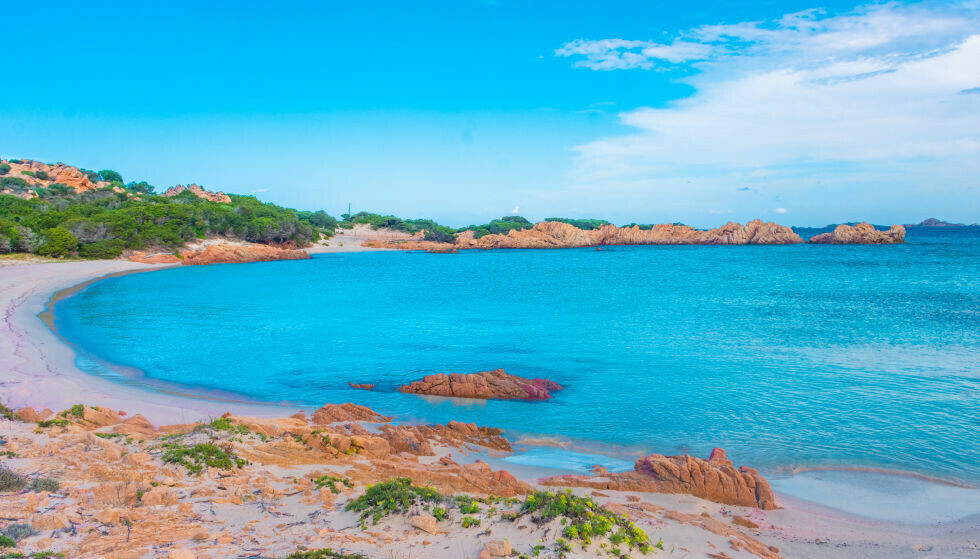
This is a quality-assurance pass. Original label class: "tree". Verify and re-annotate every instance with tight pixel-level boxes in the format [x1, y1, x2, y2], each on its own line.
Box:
[99, 169, 124, 183]
[37, 227, 78, 258]
[0, 164, 10, 176]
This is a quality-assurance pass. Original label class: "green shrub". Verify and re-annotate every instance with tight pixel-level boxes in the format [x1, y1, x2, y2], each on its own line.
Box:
[1, 523, 37, 543]
[27, 477, 60, 493]
[34, 170, 49, 181]
[517, 490, 652, 553]
[7, 160, 22, 164]
[0, 177, 28, 188]
[0, 164, 9, 176]
[461, 516, 480, 528]
[20, 171, 34, 177]
[36, 418, 69, 428]
[312, 475, 352, 494]
[161, 442, 247, 474]
[280, 549, 367, 559]
[0, 465, 27, 492]
[0, 535, 13, 548]
[344, 478, 442, 528]
[0, 402, 16, 421]
[37, 227, 78, 258]
[432, 506, 447, 521]
[69, 404, 85, 417]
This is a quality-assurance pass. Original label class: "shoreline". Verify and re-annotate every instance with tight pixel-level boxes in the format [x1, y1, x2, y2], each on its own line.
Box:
[2, 257, 979, 557]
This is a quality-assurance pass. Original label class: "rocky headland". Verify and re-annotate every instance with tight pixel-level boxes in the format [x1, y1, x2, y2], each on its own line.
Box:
[398, 369, 564, 401]
[162, 184, 232, 203]
[364, 219, 805, 251]
[808, 222, 906, 244]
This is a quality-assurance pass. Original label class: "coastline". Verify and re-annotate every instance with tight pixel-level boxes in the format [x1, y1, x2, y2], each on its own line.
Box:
[2, 257, 978, 557]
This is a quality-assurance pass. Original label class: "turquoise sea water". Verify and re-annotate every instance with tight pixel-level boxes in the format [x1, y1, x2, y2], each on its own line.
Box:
[55, 227, 980, 487]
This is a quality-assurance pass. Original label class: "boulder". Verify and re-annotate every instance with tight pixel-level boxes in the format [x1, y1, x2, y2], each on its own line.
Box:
[410, 513, 438, 534]
[180, 243, 310, 265]
[311, 403, 391, 425]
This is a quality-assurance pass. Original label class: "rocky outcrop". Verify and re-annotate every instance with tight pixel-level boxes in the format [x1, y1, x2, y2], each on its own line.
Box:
[398, 369, 563, 401]
[179, 243, 310, 265]
[348, 382, 375, 391]
[808, 222, 905, 244]
[162, 184, 232, 203]
[541, 447, 777, 510]
[0, 159, 108, 195]
[311, 403, 392, 425]
[128, 251, 182, 264]
[365, 219, 804, 251]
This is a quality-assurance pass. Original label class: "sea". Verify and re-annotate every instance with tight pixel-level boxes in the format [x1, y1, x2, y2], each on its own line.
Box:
[53, 226, 980, 522]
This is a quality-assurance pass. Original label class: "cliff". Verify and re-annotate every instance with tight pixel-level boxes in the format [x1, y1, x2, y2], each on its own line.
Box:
[808, 222, 905, 244]
[0, 159, 112, 198]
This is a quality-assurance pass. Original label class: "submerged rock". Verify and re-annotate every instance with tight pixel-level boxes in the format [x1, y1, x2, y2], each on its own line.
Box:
[541, 447, 777, 510]
[398, 369, 563, 401]
[808, 222, 905, 244]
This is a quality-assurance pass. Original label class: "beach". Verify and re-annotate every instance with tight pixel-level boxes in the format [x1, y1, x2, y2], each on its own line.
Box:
[1, 256, 978, 558]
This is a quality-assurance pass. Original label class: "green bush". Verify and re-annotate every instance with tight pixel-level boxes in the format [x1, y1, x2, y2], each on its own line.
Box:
[1, 523, 37, 543]
[0, 535, 13, 548]
[280, 550, 367, 559]
[161, 442, 247, 474]
[0, 164, 9, 176]
[0, 402, 16, 421]
[461, 215, 533, 238]
[20, 171, 34, 177]
[516, 490, 653, 553]
[7, 160, 22, 164]
[37, 227, 78, 258]
[312, 474, 352, 494]
[28, 477, 60, 493]
[544, 218, 611, 230]
[34, 170, 49, 180]
[0, 465, 27, 492]
[344, 478, 442, 528]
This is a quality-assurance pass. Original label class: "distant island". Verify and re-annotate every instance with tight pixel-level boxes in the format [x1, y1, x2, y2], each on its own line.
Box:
[907, 218, 979, 227]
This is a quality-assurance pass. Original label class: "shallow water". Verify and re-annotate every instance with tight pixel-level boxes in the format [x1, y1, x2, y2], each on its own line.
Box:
[55, 227, 980, 490]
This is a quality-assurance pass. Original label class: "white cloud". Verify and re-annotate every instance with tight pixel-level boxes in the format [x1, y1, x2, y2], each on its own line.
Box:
[774, 207, 789, 214]
[252, 188, 269, 193]
[559, 2, 980, 223]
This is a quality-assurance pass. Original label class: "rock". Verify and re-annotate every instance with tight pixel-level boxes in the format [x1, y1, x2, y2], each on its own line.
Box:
[168, 550, 196, 559]
[128, 251, 182, 264]
[79, 406, 123, 429]
[541, 448, 777, 509]
[311, 403, 391, 425]
[732, 515, 759, 529]
[410, 513, 438, 534]
[162, 184, 232, 203]
[140, 486, 179, 506]
[348, 382, 375, 390]
[481, 540, 512, 557]
[364, 219, 803, 250]
[808, 223, 905, 244]
[30, 511, 70, 530]
[112, 414, 157, 438]
[180, 243, 310, 265]
[349, 435, 390, 457]
[16, 406, 54, 423]
[221, 414, 311, 438]
[398, 369, 563, 401]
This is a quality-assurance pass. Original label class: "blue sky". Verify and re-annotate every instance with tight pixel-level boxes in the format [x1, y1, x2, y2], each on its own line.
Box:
[3, 0, 978, 226]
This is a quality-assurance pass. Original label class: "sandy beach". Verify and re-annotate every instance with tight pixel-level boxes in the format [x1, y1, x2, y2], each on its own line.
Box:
[1, 258, 978, 558]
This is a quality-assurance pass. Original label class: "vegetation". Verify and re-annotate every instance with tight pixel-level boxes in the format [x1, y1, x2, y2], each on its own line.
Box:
[0, 466, 27, 492]
[27, 478, 60, 493]
[98, 169, 123, 183]
[338, 212, 457, 242]
[312, 474, 352, 494]
[0, 187, 319, 259]
[545, 217, 611, 230]
[0, 536, 12, 549]
[0, 403, 16, 422]
[1, 524, 37, 545]
[460, 215, 533, 238]
[0, 165, 10, 176]
[280, 549, 367, 559]
[36, 418, 68, 428]
[161, 442, 247, 474]
[514, 490, 655, 556]
[344, 478, 442, 528]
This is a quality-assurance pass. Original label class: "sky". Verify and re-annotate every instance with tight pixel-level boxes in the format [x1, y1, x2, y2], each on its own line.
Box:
[2, 0, 978, 227]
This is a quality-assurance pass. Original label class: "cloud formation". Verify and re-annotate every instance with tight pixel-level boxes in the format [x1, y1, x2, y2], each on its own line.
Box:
[557, 2, 980, 224]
